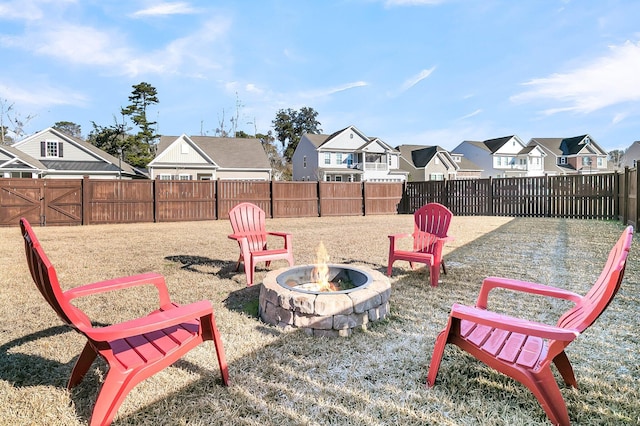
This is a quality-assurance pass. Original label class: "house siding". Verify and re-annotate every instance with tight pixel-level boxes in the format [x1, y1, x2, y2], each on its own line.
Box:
[16, 129, 98, 162]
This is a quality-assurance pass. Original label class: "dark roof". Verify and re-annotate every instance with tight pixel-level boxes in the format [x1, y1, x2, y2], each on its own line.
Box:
[484, 136, 515, 153]
[40, 160, 120, 172]
[559, 135, 590, 155]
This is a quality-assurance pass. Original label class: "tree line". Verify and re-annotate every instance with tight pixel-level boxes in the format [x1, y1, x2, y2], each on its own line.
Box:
[1, 82, 322, 180]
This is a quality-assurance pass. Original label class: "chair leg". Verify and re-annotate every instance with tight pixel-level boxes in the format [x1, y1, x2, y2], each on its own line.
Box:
[426, 326, 452, 387]
[553, 351, 578, 388]
[245, 259, 254, 286]
[89, 370, 136, 426]
[68, 342, 98, 389]
[430, 263, 440, 287]
[387, 257, 395, 276]
[209, 316, 230, 386]
[441, 260, 447, 275]
[524, 368, 571, 426]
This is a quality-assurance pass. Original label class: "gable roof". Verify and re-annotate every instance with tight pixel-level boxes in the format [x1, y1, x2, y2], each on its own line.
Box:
[529, 135, 606, 156]
[13, 127, 144, 177]
[483, 136, 517, 153]
[156, 135, 271, 169]
[0, 144, 45, 171]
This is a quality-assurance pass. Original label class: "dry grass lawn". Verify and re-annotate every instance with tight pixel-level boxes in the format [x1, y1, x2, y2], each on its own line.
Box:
[0, 215, 638, 425]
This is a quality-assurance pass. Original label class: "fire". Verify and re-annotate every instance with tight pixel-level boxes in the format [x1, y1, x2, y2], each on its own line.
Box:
[311, 241, 336, 291]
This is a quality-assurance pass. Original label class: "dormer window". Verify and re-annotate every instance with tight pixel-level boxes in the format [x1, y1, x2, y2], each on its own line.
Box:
[41, 140, 64, 158]
[559, 157, 567, 165]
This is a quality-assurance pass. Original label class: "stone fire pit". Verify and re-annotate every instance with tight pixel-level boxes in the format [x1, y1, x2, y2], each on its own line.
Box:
[259, 264, 391, 337]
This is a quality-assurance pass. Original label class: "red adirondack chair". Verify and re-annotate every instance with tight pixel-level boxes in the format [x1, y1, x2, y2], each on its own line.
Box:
[20, 218, 229, 426]
[228, 202, 294, 286]
[387, 203, 454, 287]
[427, 226, 633, 426]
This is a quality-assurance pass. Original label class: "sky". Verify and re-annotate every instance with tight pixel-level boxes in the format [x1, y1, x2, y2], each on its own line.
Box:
[1, 0, 640, 154]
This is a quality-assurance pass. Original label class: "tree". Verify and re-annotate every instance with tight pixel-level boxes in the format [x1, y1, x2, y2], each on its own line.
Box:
[121, 82, 159, 166]
[272, 107, 321, 162]
[608, 149, 626, 169]
[258, 131, 291, 180]
[53, 121, 82, 138]
[87, 118, 131, 158]
[0, 98, 35, 143]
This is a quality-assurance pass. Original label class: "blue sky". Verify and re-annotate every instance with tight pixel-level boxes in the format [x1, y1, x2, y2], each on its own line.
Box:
[1, 0, 640, 153]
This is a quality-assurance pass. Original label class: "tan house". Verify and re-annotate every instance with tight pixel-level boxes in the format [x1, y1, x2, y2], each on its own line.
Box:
[149, 135, 272, 180]
[9, 127, 144, 179]
[450, 153, 483, 179]
[396, 144, 459, 181]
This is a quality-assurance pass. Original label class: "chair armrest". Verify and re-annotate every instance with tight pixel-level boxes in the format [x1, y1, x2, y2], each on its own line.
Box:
[388, 233, 411, 240]
[81, 300, 213, 341]
[267, 231, 291, 238]
[450, 303, 580, 341]
[228, 233, 246, 241]
[476, 276, 583, 309]
[64, 272, 172, 307]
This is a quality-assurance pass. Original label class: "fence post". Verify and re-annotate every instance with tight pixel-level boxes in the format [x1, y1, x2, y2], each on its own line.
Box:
[82, 176, 90, 225]
[545, 174, 551, 217]
[488, 177, 494, 216]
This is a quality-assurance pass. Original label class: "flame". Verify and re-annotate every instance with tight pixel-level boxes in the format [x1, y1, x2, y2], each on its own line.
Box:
[312, 241, 335, 291]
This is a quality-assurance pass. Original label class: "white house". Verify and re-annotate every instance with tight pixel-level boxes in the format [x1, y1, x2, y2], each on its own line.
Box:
[149, 135, 272, 180]
[452, 135, 546, 178]
[292, 126, 407, 182]
[9, 127, 144, 179]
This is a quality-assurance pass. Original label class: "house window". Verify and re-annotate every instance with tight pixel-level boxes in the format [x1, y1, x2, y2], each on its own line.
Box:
[159, 174, 172, 180]
[346, 154, 353, 166]
[181, 144, 189, 154]
[388, 155, 392, 166]
[434, 157, 440, 165]
[179, 174, 192, 180]
[429, 173, 444, 181]
[41, 140, 63, 158]
[324, 153, 331, 165]
[582, 156, 591, 166]
[303, 156, 307, 168]
[335, 175, 342, 182]
[336, 153, 343, 164]
[597, 157, 603, 167]
[559, 157, 567, 165]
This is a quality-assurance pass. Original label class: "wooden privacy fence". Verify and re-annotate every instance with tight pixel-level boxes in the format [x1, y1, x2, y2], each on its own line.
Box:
[1, 169, 638, 227]
[0, 178, 403, 226]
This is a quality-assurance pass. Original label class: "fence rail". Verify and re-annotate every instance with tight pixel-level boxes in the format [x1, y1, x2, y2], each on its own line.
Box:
[1, 169, 638, 227]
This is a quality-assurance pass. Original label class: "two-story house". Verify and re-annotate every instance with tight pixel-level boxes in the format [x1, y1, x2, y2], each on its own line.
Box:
[148, 135, 272, 180]
[527, 135, 609, 175]
[452, 135, 546, 178]
[396, 144, 459, 181]
[9, 127, 144, 179]
[292, 126, 407, 182]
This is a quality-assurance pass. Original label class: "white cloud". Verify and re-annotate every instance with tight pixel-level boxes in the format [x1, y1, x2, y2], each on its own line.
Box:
[399, 67, 435, 93]
[456, 109, 483, 121]
[0, 0, 76, 21]
[0, 81, 87, 107]
[299, 81, 368, 99]
[511, 40, 640, 115]
[130, 2, 197, 18]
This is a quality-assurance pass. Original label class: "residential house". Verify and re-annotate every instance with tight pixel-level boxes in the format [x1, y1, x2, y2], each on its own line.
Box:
[9, 127, 144, 179]
[149, 135, 272, 180]
[527, 135, 609, 175]
[396, 144, 459, 181]
[621, 141, 640, 169]
[450, 153, 483, 179]
[0, 144, 45, 178]
[292, 126, 407, 182]
[452, 135, 546, 178]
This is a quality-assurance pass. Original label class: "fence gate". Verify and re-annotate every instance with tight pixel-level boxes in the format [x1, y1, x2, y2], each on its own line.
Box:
[0, 179, 82, 226]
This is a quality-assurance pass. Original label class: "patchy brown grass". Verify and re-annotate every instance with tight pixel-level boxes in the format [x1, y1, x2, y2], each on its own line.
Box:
[0, 215, 638, 425]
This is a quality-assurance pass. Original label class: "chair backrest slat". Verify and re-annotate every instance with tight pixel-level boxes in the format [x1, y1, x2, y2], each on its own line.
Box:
[20, 218, 91, 329]
[229, 203, 268, 251]
[557, 226, 632, 332]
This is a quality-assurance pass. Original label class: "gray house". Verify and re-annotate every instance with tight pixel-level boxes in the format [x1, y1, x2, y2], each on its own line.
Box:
[9, 127, 144, 179]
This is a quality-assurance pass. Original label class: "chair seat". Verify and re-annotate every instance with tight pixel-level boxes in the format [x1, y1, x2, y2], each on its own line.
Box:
[460, 320, 545, 369]
[251, 248, 291, 261]
[391, 250, 434, 265]
[111, 316, 201, 371]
